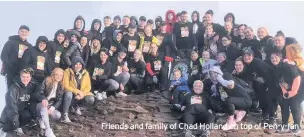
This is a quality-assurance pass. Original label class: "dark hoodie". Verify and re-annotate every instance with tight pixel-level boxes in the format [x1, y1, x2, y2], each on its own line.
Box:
[47, 29, 66, 68]
[165, 10, 177, 34]
[224, 13, 236, 27]
[66, 15, 89, 37]
[191, 11, 201, 34]
[88, 19, 102, 40]
[154, 16, 163, 35]
[181, 91, 212, 115]
[1, 77, 38, 131]
[122, 31, 141, 58]
[21, 36, 52, 83]
[259, 35, 275, 62]
[108, 30, 124, 57]
[173, 20, 196, 50]
[1, 35, 33, 75]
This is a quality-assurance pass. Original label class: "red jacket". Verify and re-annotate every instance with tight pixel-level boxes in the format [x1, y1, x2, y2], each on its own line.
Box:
[165, 9, 176, 34]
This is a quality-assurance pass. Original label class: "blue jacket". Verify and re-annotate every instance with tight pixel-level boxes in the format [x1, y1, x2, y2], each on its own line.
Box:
[170, 77, 191, 93]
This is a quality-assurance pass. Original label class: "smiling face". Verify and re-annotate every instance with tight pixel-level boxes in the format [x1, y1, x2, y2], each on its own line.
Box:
[271, 53, 281, 66]
[222, 37, 231, 46]
[192, 13, 198, 22]
[75, 19, 83, 30]
[181, 13, 188, 23]
[53, 69, 64, 82]
[202, 51, 210, 60]
[134, 50, 142, 60]
[92, 39, 100, 48]
[274, 36, 285, 48]
[74, 62, 83, 72]
[193, 81, 203, 94]
[243, 54, 253, 64]
[167, 13, 174, 20]
[257, 27, 267, 40]
[173, 70, 182, 80]
[18, 29, 29, 41]
[235, 60, 244, 73]
[217, 55, 226, 63]
[224, 22, 232, 32]
[20, 72, 31, 86]
[94, 22, 101, 31]
[38, 41, 47, 51]
[245, 28, 254, 40]
[205, 25, 213, 35]
[104, 18, 111, 27]
[80, 37, 88, 47]
[70, 35, 77, 43]
[100, 51, 108, 63]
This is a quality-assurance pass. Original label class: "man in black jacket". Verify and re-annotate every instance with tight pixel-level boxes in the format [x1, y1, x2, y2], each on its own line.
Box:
[1, 25, 33, 88]
[21, 36, 53, 83]
[0, 68, 40, 136]
[47, 29, 66, 68]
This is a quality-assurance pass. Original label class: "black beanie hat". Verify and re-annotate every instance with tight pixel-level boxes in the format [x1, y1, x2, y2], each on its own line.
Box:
[114, 15, 121, 21]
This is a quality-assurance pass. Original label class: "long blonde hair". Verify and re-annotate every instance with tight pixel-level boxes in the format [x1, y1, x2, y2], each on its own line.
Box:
[45, 68, 64, 92]
[134, 49, 145, 63]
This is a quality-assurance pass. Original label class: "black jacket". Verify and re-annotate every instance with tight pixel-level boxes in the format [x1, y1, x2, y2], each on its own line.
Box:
[1, 35, 33, 74]
[128, 59, 146, 78]
[35, 79, 64, 109]
[259, 36, 275, 61]
[157, 33, 178, 58]
[1, 78, 38, 130]
[47, 29, 66, 68]
[64, 42, 89, 67]
[88, 19, 102, 40]
[91, 61, 113, 82]
[181, 92, 212, 114]
[241, 39, 262, 59]
[219, 43, 242, 61]
[219, 59, 235, 73]
[101, 26, 115, 42]
[21, 37, 53, 83]
[173, 21, 196, 50]
[66, 15, 88, 37]
[110, 57, 127, 77]
[245, 58, 272, 85]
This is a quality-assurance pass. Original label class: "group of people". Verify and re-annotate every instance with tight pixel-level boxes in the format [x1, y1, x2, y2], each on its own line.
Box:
[0, 9, 303, 137]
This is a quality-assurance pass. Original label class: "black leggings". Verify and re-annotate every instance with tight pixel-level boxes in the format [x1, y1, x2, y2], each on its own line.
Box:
[281, 88, 304, 129]
[211, 97, 252, 115]
[253, 82, 268, 115]
[171, 89, 187, 104]
[183, 112, 215, 125]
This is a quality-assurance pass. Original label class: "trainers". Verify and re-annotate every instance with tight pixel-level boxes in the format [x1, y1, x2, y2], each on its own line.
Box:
[235, 110, 246, 122]
[116, 91, 128, 97]
[93, 90, 98, 95]
[292, 128, 301, 136]
[39, 118, 46, 129]
[75, 107, 82, 116]
[45, 128, 56, 137]
[184, 129, 195, 137]
[200, 129, 211, 137]
[276, 125, 290, 133]
[14, 128, 24, 136]
[96, 93, 103, 101]
[62, 113, 71, 123]
[102, 92, 107, 99]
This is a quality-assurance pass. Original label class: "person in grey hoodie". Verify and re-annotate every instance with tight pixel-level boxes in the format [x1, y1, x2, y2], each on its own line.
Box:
[63, 30, 83, 67]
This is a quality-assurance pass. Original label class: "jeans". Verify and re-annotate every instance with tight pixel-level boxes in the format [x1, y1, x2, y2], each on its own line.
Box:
[93, 79, 119, 93]
[129, 74, 144, 90]
[36, 103, 61, 129]
[113, 72, 130, 86]
[62, 92, 95, 113]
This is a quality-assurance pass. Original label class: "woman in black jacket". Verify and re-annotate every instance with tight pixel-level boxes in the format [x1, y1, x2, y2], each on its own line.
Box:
[270, 50, 304, 135]
[0, 68, 39, 136]
[21, 36, 53, 83]
[35, 68, 64, 137]
[87, 36, 102, 73]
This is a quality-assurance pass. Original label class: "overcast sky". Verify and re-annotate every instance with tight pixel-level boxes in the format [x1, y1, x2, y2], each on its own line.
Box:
[0, 1, 303, 112]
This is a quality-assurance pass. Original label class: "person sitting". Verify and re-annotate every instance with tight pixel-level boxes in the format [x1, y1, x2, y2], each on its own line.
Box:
[199, 50, 217, 80]
[62, 56, 94, 123]
[206, 66, 252, 131]
[91, 48, 119, 100]
[170, 69, 191, 111]
[127, 49, 146, 94]
[0, 68, 40, 136]
[35, 68, 64, 137]
[110, 47, 130, 97]
[181, 80, 215, 137]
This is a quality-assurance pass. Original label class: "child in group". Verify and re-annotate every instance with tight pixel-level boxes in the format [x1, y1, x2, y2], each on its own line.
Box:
[170, 69, 191, 111]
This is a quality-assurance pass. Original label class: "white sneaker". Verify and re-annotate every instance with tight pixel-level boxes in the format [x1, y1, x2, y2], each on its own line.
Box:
[45, 128, 56, 137]
[96, 93, 103, 101]
[61, 113, 71, 123]
[14, 128, 24, 136]
[39, 118, 46, 129]
[93, 90, 98, 95]
[102, 92, 107, 99]
[116, 92, 128, 97]
[0, 128, 7, 137]
[75, 107, 82, 116]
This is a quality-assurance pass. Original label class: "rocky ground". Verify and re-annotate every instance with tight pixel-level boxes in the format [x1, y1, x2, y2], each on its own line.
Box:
[4, 90, 304, 137]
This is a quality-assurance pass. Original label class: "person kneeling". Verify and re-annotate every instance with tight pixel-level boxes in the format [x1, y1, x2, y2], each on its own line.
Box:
[35, 68, 65, 137]
[128, 49, 146, 94]
[170, 69, 191, 111]
[181, 80, 215, 137]
[62, 56, 94, 123]
[207, 66, 252, 131]
[0, 68, 40, 136]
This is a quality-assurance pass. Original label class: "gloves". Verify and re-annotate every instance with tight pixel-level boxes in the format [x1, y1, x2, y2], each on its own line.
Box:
[153, 76, 158, 84]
